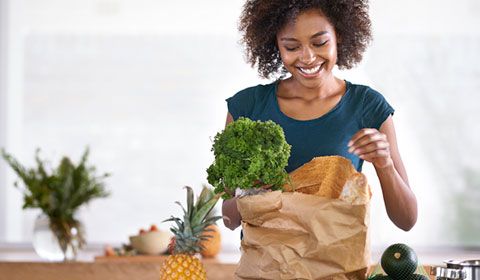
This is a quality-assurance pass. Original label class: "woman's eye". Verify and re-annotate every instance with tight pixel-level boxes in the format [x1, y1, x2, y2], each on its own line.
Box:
[284, 46, 299, 51]
[313, 41, 328, 47]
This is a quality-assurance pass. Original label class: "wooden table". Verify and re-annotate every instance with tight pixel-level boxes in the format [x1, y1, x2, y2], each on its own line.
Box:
[0, 260, 437, 280]
[0, 256, 238, 280]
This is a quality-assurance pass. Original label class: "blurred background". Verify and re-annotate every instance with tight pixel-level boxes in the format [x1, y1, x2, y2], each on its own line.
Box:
[0, 0, 479, 258]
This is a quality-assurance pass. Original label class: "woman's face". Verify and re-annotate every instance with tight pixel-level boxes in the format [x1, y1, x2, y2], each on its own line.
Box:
[276, 9, 338, 88]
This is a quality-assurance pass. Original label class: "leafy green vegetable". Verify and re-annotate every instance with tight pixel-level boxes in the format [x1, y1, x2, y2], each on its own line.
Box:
[1, 147, 110, 260]
[207, 117, 291, 199]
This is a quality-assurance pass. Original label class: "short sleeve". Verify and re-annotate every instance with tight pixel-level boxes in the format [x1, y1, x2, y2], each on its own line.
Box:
[226, 86, 257, 120]
[362, 88, 395, 129]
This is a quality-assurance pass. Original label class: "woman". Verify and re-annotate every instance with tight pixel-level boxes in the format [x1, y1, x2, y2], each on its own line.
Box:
[222, 0, 417, 232]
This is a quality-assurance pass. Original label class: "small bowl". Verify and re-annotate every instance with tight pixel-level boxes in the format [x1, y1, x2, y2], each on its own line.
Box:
[129, 230, 171, 255]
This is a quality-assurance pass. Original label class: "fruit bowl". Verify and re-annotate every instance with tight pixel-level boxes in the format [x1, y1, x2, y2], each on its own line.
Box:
[129, 230, 171, 255]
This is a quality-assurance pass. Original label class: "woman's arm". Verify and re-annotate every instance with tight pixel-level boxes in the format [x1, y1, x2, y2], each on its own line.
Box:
[221, 112, 243, 230]
[348, 116, 418, 231]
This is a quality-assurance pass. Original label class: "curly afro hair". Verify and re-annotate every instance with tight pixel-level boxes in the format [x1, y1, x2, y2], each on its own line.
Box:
[239, 0, 372, 79]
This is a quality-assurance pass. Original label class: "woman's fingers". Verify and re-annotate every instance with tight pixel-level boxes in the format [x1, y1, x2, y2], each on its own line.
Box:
[348, 128, 378, 147]
[357, 148, 389, 161]
[349, 130, 387, 150]
[348, 128, 393, 169]
[351, 140, 390, 156]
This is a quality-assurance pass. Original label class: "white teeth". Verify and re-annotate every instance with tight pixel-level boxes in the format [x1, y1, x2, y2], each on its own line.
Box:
[299, 65, 321, 74]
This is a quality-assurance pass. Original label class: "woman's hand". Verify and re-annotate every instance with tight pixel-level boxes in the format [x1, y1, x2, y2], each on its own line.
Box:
[348, 128, 393, 169]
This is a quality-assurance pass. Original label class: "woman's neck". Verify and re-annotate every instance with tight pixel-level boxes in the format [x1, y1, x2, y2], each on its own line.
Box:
[279, 75, 345, 101]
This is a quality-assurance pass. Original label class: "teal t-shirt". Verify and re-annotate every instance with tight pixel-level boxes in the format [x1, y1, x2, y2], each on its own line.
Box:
[226, 80, 394, 172]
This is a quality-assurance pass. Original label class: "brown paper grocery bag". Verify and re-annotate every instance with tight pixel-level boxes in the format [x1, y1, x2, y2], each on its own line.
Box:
[235, 190, 370, 280]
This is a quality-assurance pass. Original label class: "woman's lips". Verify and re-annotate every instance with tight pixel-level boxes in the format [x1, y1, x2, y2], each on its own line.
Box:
[296, 63, 324, 78]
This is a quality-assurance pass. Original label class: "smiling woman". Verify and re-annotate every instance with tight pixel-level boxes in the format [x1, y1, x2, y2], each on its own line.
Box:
[222, 0, 418, 233]
[275, 9, 345, 121]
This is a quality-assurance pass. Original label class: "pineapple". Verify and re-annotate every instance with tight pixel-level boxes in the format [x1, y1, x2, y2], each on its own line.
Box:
[160, 186, 222, 280]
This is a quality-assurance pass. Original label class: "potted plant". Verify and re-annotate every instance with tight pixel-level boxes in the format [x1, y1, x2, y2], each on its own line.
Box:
[1, 147, 110, 261]
[206, 117, 291, 199]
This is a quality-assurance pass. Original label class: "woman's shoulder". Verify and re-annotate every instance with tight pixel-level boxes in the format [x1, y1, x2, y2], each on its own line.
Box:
[345, 80, 391, 107]
[346, 81, 394, 128]
[226, 81, 276, 109]
[226, 81, 276, 119]
[347, 81, 384, 97]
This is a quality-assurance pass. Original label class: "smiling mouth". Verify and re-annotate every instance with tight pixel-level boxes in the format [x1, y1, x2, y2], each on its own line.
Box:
[296, 63, 324, 77]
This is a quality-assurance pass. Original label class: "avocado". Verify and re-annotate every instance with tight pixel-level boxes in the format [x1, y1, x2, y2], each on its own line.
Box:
[381, 243, 418, 279]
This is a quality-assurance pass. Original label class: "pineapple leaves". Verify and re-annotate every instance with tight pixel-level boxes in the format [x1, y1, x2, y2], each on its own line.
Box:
[163, 217, 184, 232]
[203, 215, 223, 225]
[192, 216, 221, 235]
[185, 186, 194, 220]
[192, 193, 221, 227]
[194, 185, 214, 212]
[174, 201, 187, 215]
[164, 185, 222, 255]
[184, 213, 193, 237]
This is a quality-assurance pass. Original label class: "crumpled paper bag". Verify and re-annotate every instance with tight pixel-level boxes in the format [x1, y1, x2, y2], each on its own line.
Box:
[235, 190, 370, 280]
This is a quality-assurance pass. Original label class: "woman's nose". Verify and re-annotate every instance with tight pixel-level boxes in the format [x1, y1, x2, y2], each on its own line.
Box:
[300, 47, 315, 64]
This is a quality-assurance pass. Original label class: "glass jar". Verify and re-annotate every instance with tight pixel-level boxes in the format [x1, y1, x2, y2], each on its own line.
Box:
[32, 214, 82, 261]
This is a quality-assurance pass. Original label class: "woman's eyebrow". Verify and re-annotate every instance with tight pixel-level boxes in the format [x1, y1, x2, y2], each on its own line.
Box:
[311, 31, 328, 38]
[279, 31, 328, 42]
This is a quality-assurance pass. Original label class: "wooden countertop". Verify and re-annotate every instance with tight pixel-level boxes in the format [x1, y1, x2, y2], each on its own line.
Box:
[0, 259, 438, 280]
[0, 260, 237, 280]
[2, 246, 479, 280]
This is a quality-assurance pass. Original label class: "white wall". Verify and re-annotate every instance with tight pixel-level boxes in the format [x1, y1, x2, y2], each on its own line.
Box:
[0, 0, 8, 241]
[371, 0, 480, 35]
[367, 0, 480, 248]
[0, 0, 25, 242]
[23, 0, 245, 35]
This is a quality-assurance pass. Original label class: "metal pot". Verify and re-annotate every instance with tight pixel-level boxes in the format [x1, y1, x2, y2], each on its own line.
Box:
[445, 260, 480, 280]
[460, 260, 480, 280]
[432, 266, 466, 280]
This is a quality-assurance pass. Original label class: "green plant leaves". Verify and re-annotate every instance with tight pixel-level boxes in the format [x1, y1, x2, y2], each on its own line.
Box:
[206, 117, 291, 199]
[1, 147, 110, 259]
[1, 147, 110, 219]
[164, 186, 223, 255]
